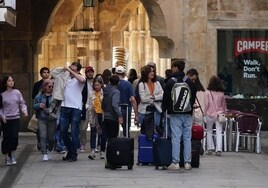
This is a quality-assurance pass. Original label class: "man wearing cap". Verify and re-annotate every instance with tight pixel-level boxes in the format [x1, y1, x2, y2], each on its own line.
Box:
[80, 66, 95, 152]
[115, 65, 138, 137]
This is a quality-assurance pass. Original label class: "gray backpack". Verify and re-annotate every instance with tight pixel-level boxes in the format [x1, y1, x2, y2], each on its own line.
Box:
[171, 77, 192, 112]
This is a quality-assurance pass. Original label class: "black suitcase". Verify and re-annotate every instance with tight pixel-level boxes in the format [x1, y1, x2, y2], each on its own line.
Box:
[106, 137, 134, 170]
[106, 104, 134, 170]
[153, 138, 172, 169]
[191, 140, 201, 167]
[180, 139, 201, 168]
[153, 111, 172, 170]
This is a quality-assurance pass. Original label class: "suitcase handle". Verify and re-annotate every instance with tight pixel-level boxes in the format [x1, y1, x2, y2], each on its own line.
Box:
[119, 103, 129, 138]
[165, 111, 168, 139]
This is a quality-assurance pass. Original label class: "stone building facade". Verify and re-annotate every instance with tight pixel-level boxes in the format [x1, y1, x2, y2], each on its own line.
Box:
[1, 0, 268, 130]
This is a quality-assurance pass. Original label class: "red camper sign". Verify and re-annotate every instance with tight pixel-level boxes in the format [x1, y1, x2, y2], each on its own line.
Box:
[235, 38, 268, 57]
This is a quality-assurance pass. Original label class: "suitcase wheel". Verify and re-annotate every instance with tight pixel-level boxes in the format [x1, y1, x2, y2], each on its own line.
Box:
[162, 166, 167, 170]
[128, 165, 133, 170]
[105, 162, 116, 170]
[137, 162, 150, 166]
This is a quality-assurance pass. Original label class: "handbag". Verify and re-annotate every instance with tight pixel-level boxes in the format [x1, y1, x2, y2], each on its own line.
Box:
[210, 91, 226, 124]
[193, 96, 204, 123]
[218, 113, 226, 124]
[27, 114, 38, 133]
[192, 123, 204, 140]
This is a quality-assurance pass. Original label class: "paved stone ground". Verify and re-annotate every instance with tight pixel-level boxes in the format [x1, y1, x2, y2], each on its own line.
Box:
[0, 131, 268, 188]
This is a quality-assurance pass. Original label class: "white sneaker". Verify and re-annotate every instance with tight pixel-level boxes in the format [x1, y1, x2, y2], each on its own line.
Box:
[184, 162, 192, 170]
[100, 152, 105, 159]
[80, 145, 85, 152]
[88, 150, 96, 160]
[167, 163, 180, 170]
[11, 156, 17, 165]
[5, 157, 12, 166]
[47, 152, 52, 160]
[43, 154, 49, 161]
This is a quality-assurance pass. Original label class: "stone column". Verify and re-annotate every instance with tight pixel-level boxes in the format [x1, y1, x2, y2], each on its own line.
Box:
[137, 31, 145, 72]
[145, 32, 153, 64]
[130, 31, 139, 71]
[124, 31, 131, 69]
[88, 31, 101, 72]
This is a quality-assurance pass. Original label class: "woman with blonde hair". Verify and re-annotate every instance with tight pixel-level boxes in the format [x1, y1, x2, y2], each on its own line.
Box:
[33, 79, 56, 161]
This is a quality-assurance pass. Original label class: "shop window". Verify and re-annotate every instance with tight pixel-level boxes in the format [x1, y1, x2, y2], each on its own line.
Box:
[218, 30, 268, 98]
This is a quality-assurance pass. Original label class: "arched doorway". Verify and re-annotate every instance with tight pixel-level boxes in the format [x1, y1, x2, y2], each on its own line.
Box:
[35, 0, 171, 80]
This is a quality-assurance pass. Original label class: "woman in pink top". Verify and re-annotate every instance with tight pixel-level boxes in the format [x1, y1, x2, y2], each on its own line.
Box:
[205, 75, 226, 156]
[0, 76, 28, 165]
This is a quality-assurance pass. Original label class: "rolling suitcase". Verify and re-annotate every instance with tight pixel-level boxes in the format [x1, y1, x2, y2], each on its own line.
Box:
[191, 140, 201, 167]
[106, 104, 134, 170]
[137, 134, 158, 165]
[153, 111, 172, 170]
[179, 139, 201, 168]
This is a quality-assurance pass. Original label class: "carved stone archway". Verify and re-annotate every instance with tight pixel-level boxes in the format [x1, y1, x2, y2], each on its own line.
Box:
[35, 0, 172, 79]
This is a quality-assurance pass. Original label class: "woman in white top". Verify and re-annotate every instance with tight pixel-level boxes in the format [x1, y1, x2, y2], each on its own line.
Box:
[137, 65, 163, 134]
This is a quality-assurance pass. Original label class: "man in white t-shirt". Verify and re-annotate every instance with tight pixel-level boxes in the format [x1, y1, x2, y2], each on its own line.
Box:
[59, 62, 86, 162]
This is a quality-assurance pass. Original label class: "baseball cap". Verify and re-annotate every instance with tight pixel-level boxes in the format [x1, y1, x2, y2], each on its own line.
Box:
[85, 66, 94, 73]
[115, 66, 126, 74]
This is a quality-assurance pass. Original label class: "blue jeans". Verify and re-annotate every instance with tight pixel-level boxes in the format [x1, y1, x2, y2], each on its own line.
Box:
[55, 128, 66, 151]
[59, 107, 81, 160]
[169, 113, 193, 164]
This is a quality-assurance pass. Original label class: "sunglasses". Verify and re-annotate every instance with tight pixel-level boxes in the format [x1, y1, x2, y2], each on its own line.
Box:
[47, 85, 53, 89]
